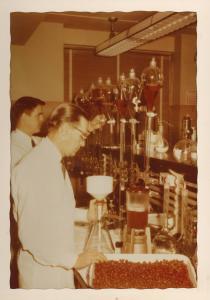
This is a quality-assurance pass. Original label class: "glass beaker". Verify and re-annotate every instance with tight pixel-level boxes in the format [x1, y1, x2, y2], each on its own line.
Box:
[126, 187, 149, 229]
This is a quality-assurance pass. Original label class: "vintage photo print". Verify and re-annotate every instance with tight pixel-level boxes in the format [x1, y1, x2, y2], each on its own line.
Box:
[0, 1, 210, 300]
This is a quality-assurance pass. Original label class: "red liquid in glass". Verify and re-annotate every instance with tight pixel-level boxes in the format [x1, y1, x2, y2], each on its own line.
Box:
[143, 84, 160, 112]
[92, 88, 105, 99]
[127, 210, 148, 229]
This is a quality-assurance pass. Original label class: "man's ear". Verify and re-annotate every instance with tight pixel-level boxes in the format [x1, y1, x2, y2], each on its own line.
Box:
[22, 112, 29, 119]
[20, 112, 30, 124]
[58, 123, 69, 140]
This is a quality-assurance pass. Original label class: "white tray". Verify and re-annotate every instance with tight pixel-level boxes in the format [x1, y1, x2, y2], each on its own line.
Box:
[86, 253, 197, 288]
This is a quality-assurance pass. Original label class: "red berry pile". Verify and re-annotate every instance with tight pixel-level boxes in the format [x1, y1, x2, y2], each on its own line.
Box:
[92, 259, 194, 289]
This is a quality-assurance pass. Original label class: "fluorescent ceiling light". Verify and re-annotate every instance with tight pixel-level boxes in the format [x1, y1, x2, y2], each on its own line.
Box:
[96, 12, 197, 56]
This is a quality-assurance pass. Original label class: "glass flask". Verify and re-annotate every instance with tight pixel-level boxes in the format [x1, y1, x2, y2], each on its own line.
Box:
[84, 202, 115, 253]
[155, 122, 169, 154]
[126, 68, 141, 108]
[104, 77, 114, 103]
[116, 69, 141, 118]
[141, 57, 164, 113]
[84, 176, 115, 253]
[173, 138, 194, 163]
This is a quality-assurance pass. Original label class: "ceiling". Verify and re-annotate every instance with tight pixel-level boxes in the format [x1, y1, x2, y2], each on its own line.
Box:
[10, 11, 196, 45]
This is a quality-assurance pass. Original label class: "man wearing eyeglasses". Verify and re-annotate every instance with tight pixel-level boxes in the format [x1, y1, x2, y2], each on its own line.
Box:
[11, 103, 106, 288]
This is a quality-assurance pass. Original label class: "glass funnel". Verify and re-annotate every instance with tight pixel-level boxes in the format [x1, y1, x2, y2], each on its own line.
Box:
[141, 57, 163, 114]
[84, 176, 115, 253]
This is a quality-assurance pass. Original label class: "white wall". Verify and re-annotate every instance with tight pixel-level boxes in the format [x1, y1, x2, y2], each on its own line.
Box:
[63, 28, 109, 46]
[11, 22, 64, 102]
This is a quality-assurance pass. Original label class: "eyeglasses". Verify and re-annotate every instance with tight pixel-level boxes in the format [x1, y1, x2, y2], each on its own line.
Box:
[72, 125, 90, 141]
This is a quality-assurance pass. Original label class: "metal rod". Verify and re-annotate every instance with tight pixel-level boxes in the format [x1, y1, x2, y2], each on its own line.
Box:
[159, 56, 164, 122]
[129, 118, 137, 165]
[119, 119, 126, 163]
[145, 114, 153, 172]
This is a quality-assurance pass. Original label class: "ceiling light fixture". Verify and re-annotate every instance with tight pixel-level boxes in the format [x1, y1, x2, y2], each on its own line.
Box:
[108, 17, 118, 39]
[96, 12, 197, 57]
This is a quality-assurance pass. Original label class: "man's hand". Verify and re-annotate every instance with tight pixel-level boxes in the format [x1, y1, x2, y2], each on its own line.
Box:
[74, 250, 107, 270]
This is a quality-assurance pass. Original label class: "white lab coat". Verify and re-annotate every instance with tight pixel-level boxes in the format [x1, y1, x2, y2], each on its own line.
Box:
[10, 129, 41, 288]
[11, 137, 78, 288]
[11, 129, 41, 168]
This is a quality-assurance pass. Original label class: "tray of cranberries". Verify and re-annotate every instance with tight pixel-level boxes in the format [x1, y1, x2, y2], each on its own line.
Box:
[86, 253, 196, 289]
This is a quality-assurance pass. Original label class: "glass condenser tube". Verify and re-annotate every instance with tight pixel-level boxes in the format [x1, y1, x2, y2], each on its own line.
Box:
[119, 119, 126, 163]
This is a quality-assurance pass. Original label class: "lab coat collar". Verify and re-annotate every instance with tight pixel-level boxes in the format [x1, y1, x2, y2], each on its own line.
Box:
[12, 129, 33, 149]
[44, 137, 63, 163]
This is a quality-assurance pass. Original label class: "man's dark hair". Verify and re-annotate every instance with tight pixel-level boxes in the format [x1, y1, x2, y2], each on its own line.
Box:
[44, 103, 90, 134]
[11, 96, 45, 130]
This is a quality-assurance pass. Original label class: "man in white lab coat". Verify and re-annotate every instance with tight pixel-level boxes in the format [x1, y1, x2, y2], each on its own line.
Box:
[10, 96, 45, 288]
[10, 96, 45, 168]
[11, 103, 106, 288]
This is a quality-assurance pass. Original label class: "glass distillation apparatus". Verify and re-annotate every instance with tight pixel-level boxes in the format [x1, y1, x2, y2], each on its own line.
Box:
[117, 68, 142, 220]
[141, 57, 164, 178]
[84, 175, 115, 253]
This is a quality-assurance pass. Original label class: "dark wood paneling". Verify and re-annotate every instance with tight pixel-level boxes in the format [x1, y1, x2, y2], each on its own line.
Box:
[72, 49, 117, 100]
[64, 48, 69, 102]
